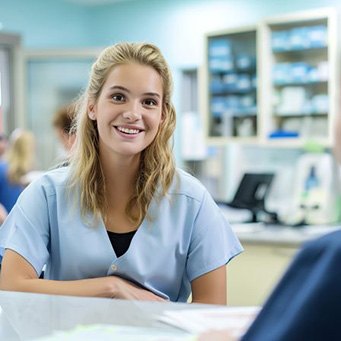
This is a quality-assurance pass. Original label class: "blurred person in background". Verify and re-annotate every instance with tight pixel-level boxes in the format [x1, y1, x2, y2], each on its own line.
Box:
[52, 102, 77, 163]
[0, 129, 36, 214]
[0, 133, 9, 224]
[0, 133, 7, 225]
[0, 133, 8, 160]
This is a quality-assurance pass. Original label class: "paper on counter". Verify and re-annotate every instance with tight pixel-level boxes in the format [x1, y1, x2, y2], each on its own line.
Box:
[158, 306, 259, 337]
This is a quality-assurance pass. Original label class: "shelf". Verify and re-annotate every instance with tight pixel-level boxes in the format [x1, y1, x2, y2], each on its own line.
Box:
[209, 68, 256, 75]
[210, 88, 256, 95]
[233, 112, 257, 117]
[207, 136, 259, 145]
[272, 45, 327, 54]
[273, 80, 327, 87]
[264, 137, 331, 148]
[274, 112, 328, 117]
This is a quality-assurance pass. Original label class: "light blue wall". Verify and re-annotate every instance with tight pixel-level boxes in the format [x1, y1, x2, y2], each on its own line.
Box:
[1, 0, 340, 49]
[0, 0, 89, 47]
[1, 0, 340, 51]
[88, 0, 341, 66]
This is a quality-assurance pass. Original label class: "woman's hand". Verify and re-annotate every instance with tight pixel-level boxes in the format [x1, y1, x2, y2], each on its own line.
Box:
[110, 276, 165, 301]
[198, 329, 236, 341]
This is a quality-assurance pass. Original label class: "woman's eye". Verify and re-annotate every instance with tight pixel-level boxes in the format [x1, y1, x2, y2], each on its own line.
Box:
[143, 99, 157, 107]
[112, 94, 125, 102]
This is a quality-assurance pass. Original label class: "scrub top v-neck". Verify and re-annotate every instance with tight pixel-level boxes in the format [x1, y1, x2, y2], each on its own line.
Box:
[106, 230, 137, 258]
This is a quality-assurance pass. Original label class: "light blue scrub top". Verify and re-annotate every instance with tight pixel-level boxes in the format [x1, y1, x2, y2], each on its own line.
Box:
[0, 167, 243, 302]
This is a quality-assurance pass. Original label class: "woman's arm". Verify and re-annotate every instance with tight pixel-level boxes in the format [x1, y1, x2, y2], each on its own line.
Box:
[191, 265, 227, 305]
[0, 249, 164, 301]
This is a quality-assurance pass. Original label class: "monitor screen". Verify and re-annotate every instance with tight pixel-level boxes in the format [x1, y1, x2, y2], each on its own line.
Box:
[229, 173, 274, 211]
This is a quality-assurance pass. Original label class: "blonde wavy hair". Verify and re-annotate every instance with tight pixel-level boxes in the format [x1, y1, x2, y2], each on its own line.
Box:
[69, 42, 176, 225]
[6, 129, 35, 184]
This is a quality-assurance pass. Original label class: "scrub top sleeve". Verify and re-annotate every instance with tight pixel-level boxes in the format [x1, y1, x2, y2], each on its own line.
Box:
[186, 190, 243, 282]
[0, 180, 50, 275]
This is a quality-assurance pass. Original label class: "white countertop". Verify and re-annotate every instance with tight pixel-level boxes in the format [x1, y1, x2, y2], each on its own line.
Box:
[219, 205, 341, 247]
[0, 291, 255, 340]
[231, 222, 341, 247]
[0, 291, 200, 340]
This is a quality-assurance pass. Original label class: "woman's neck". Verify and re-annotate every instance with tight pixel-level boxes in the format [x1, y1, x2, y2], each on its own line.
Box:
[100, 153, 140, 203]
[99, 154, 141, 232]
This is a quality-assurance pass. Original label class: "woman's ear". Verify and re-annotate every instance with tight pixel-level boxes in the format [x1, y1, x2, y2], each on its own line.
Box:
[88, 103, 96, 120]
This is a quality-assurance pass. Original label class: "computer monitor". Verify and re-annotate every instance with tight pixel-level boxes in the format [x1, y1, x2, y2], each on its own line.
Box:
[227, 172, 275, 222]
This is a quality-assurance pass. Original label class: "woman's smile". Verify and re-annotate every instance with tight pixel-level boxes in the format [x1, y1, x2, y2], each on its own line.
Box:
[114, 125, 145, 139]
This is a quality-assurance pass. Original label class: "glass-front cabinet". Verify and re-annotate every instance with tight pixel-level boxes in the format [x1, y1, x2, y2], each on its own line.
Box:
[260, 7, 337, 147]
[204, 8, 338, 148]
[205, 27, 258, 144]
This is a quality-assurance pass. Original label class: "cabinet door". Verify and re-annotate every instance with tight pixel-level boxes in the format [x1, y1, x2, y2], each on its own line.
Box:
[205, 27, 259, 144]
[259, 8, 338, 147]
[228, 243, 298, 306]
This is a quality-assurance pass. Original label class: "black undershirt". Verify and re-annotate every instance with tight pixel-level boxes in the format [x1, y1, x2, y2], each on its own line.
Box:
[107, 230, 136, 257]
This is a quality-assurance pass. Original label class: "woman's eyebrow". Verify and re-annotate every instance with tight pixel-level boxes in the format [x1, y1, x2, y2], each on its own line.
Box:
[109, 85, 129, 92]
[143, 92, 161, 99]
[108, 86, 161, 98]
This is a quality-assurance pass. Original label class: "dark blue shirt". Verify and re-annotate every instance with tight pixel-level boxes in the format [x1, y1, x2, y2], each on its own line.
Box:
[0, 161, 24, 213]
[242, 230, 341, 341]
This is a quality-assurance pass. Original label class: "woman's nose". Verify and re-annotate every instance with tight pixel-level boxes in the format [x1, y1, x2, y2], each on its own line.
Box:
[122, 102, 142, 121]
[122, 111, 142, 121]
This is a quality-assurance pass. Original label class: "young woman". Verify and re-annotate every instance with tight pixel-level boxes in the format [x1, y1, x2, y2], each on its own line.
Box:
[0, 42, 242, 303]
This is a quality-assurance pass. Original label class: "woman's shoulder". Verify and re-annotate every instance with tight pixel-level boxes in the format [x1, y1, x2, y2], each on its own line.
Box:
[24, 166, 71, 195]
[169, 168, 208, 202]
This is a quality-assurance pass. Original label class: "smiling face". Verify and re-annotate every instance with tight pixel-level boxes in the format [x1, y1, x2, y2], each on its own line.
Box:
[89, 63, 164, 163]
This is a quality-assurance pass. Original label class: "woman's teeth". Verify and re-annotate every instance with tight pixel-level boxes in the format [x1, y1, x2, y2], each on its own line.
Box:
[117, 127, 140, 134]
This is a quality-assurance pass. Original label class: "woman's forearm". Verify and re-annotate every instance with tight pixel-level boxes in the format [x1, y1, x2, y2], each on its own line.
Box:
[0, 276, 117, 298]
[1, 250, 163, 301]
